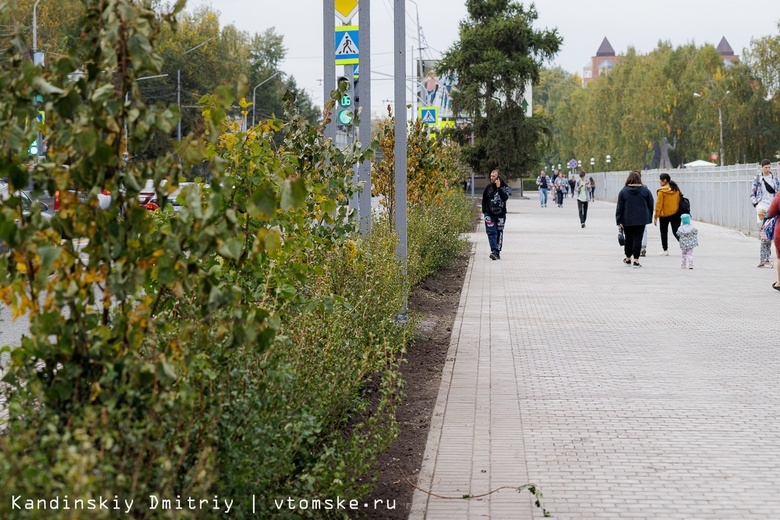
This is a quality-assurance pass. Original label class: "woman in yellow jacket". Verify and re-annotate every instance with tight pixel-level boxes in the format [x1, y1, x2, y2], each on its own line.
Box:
[653, 172, 682, 255]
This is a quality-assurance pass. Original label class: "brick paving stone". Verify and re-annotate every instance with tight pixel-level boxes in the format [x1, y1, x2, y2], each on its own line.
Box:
[410, 194, 780, 519]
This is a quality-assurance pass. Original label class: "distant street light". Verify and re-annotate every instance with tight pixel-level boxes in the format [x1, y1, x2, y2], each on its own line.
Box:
[693, 90, 730, 167]
[590, 157, 595, 169]
[606, 154, 611, 171]
[32, 0, 45, 65]
[252, 71, 282, 128]
[178, 36, 218, 141]
[125, 74, 169, 155]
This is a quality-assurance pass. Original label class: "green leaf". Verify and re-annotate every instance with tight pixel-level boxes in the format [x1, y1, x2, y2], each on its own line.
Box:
[280, 177, 307, 211]
[249, 187, 276, 219]
[32, 77, 65, 96]
[218, 237, 243, 260]
[38, 246, 61, 271]
[91, 83, 115, 104]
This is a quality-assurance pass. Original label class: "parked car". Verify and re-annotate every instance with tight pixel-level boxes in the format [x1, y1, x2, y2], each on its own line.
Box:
[140, 180, 193, 213]
[53, 188, 109, 211]
[0, 180, 51, 252]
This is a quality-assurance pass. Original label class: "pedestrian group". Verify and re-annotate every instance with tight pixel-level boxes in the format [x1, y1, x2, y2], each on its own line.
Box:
[481, 160, 780, 292]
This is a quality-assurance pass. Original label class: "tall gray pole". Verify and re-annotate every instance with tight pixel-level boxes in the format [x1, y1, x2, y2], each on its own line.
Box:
[177, 69, 181, 141]
[176, 38, 215, 142]
[358, 0, 372, 235]
[409, 0, 422, 119]
[718, 105, 724, 167]
[394, 0, 407, 277]
[252, 71, 281, 128]
[470, 128, 475, 199]
[33, 0, 41, 53]
[323, 2, 336, 141]
[347, 63, 359, 214]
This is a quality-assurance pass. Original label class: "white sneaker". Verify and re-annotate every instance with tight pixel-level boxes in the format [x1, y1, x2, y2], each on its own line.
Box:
[658, 250, 669, 256]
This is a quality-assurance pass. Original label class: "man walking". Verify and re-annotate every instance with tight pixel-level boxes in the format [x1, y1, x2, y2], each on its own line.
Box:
[751, 159, 780, 220]
[536, 170, 550, 207]
[751, 159, 780, 267]
[482, 169, 510, 260]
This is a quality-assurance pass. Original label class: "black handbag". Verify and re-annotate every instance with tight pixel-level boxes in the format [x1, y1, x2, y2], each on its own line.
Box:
[618, 227, 625, 246]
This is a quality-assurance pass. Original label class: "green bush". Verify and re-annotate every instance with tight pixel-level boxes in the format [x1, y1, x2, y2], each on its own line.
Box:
[408, 190, 475, 286]
[0, 2, 473, 517]
[523, 178, 539, 192]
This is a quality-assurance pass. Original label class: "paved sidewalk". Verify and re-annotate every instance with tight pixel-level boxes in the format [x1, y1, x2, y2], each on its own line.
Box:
[410, 193, 780, 519]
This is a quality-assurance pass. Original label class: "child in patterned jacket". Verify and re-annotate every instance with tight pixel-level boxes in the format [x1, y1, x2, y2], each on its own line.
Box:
[757, 208, 774, 268]
[677, 213, 698, 269]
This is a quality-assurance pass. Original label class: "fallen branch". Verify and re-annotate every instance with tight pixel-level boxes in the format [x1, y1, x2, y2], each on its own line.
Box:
[399, 467, 550, 516]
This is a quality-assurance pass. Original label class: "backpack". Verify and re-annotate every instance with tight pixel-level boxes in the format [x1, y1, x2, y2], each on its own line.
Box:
[489, 189, 505, 215]
[764, 215, 778, 241]
[677, 193, 691, 216]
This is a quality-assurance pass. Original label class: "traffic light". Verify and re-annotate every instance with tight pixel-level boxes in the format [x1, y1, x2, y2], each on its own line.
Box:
[336, 76, 353, 128]
[28, 94, 44, 157]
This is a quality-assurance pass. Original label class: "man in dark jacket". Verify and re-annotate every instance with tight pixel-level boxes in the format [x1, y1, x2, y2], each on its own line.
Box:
[482, 169, 510, 260]
[616, 170, 654, 268]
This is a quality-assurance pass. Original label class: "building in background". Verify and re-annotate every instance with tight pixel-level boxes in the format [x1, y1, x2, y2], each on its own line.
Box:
[582, 37, 622, 87]
[582, 36, 739, 87]
[716, 37, 739, 68]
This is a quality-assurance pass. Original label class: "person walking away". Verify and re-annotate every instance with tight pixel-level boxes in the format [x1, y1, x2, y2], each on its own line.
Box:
[588, 176, 596, 202]
[482, 169, 510, 260]
[757, 208, 774, 268]
[554, 174, 567, 207]
[751, 159, 780, 266]
[653, 172, 682, 255]
[616, 171, 654, 268]
[536, 170, 550, 208]
[575, 171, 589, 228]
[766, 192, 780, 291]
[569, 175, 576, 198]
[677, 213, 699, 269]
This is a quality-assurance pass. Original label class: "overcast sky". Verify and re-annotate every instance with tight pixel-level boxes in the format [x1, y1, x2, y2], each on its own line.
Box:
[208, 1, 778, 118]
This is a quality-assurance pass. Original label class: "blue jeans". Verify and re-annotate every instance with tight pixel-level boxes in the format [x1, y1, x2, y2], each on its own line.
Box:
[484, 214, 505, 254]
[539, 188, 548, 206]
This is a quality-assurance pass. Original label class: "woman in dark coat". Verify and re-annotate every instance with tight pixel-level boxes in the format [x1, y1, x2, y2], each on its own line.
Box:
[616, 170, 654, 268]
[767, 193, 780, 291]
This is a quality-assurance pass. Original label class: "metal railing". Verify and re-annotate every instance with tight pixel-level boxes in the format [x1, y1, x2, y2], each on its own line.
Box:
[595, 164, 764, 236]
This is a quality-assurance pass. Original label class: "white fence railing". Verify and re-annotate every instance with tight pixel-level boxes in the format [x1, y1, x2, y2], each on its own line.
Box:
[594, 164, 765, 236]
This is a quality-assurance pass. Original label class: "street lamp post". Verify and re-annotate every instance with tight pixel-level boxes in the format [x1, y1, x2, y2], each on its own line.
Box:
[251, 71, 281, 128]
[717, 98, 727, 167]
[694, 90, 730, 167]
[590, 157, 595, 170]
[124, 74, 169, 155]
[31, 0, 45, 66]
[606, 154, 611, 171]
[408, 0, 423, 119]
[178, 36, 217, 141]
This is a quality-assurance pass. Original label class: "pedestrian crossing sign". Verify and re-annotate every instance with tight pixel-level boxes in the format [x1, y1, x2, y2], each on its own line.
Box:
[419, 106, 438, 125]
[335, 26, 359, 65]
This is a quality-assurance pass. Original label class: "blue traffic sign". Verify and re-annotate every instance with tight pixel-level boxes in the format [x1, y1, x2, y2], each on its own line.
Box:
[419, 106, 438, 125]
[335, 26, 359, 65]
[568, 159, 577, 168]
